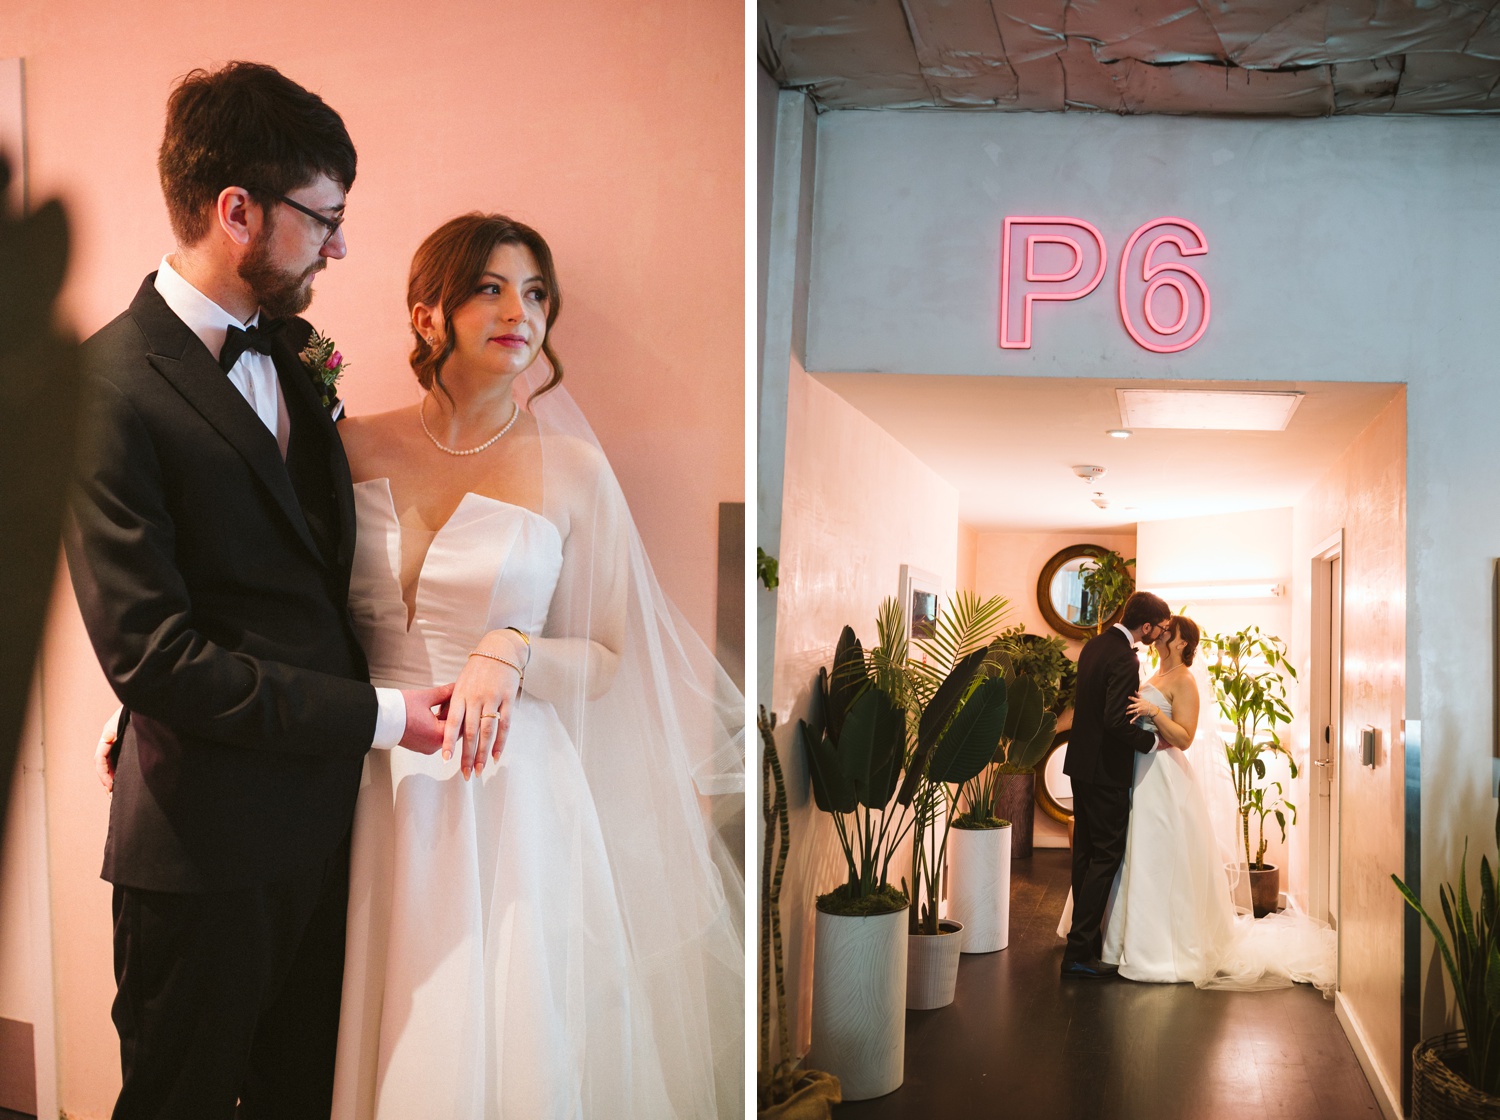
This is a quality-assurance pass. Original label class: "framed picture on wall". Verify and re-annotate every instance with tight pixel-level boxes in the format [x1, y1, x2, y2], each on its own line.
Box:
[899, 565, 942, 654]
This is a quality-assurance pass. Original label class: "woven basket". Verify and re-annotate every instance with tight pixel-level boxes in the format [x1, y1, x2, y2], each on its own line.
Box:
[1413, 1032, 1500, 1119]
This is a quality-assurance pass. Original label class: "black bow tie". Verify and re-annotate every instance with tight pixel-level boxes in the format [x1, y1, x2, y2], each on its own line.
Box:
[219, 322, 281, 373]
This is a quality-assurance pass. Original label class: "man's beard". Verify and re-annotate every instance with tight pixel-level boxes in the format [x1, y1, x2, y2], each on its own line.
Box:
[238, 231, 322, 319]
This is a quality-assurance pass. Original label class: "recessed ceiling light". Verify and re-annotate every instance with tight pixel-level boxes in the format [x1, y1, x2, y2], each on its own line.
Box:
[1106, 428, 1132, 439]
[1116, 389, 1304, 431]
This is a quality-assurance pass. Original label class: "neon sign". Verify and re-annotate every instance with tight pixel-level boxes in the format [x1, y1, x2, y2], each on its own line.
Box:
[1000, 216, 1210, 353]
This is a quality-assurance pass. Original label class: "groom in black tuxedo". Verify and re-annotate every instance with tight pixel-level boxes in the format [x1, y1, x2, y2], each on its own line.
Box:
[65, 63, 451, 1119]
[1061, 590, 1172, 979]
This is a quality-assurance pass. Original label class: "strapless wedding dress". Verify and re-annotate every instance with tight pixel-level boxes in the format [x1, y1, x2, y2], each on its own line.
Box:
[330, 480, 674, 1119]
[1059, 683, 1335, 992]
[1097, 684, 1236, 982]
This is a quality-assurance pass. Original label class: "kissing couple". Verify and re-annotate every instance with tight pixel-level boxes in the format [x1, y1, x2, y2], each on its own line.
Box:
[67, 61, 741, 1120]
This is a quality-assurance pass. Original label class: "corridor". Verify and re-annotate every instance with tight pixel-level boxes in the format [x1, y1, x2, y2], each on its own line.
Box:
[835, 850, 1382, 1119]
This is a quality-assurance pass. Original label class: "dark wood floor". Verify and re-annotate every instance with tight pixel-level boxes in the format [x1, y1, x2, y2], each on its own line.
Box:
[835, 849, 1382, 1120]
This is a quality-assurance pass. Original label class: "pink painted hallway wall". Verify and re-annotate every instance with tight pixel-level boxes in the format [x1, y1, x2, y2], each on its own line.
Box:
[0, 1, 742, 1113]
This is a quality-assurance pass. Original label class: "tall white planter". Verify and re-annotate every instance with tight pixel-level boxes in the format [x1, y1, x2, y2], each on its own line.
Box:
[906, 919, 964, 1010]
[948, 823, 1012, 953]
[809, 904, 908, 1100]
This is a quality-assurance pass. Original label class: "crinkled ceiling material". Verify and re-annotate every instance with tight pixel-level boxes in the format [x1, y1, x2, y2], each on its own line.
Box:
[759, 0, 1500, 114]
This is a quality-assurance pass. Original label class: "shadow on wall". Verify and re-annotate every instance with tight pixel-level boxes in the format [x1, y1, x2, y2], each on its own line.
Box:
[0, 153, 79, 839]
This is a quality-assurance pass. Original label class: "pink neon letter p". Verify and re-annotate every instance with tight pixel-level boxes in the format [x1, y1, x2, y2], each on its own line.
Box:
[999, 217, 1108, 350]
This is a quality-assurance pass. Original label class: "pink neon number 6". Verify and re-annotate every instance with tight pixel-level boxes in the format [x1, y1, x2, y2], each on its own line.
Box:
[999, 217, 1107, 349]
[1118, 217, 1210, 354]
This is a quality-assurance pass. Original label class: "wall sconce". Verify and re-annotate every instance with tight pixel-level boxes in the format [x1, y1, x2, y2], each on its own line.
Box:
[1145, 581, 1287, 601]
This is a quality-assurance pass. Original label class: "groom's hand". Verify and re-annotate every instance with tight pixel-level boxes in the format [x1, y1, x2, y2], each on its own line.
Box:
[95, 705, 124, 792]
[397, 683, 454, 755]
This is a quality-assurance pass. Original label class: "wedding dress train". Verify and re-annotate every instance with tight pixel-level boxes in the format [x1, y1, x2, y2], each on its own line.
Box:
[1059, 683, 1335, 993]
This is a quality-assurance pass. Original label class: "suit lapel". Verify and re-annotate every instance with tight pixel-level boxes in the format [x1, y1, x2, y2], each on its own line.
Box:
[271, 339, 347, 568]
[130, 278, 326, 567]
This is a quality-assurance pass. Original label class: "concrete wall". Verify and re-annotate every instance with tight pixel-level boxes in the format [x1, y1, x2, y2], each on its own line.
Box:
[795, 109, 1484, 1066]
[769, 359, 960, 1056]
[1291, 393, 1407, 1106]
[0, 3, 743, 1114]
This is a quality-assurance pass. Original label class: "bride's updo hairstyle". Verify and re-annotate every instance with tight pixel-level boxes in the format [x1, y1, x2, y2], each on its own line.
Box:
[1172, 615, 1201, 666]
[407, 212, 564, 402]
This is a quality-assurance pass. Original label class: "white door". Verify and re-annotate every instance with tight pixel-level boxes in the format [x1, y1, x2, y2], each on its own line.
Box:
[1309, 533, 1343, 936]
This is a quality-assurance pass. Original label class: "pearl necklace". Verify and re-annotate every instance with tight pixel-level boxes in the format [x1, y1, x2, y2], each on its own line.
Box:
[420, 396, 519, 456]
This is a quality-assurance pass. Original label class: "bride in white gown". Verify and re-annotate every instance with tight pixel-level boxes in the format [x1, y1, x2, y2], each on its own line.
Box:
[331, 214, 743, 1118]
[1059, 616, 1334, 993]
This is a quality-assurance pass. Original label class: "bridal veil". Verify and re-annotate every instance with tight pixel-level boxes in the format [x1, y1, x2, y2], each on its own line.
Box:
[521, 359, 746, 1117]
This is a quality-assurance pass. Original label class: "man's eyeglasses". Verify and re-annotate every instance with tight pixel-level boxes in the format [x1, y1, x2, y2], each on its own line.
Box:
[253, 189, 343, 246]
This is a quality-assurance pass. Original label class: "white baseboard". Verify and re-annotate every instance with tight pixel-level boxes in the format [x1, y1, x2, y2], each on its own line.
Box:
[1335, 991, 1403, 1120]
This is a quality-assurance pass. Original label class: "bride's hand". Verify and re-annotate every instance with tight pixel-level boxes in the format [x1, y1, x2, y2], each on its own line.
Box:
[1126, 694, 1161, 721]
[444, 630, 527, 780]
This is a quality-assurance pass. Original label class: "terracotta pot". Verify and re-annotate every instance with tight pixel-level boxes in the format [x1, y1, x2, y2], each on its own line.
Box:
[993, 771, 1035, 858]
[906, 919, 964, 1010]
[808, 904, 908, 1100]
[947, 823, 1011, 953]
[1249, 863, 1280, 917]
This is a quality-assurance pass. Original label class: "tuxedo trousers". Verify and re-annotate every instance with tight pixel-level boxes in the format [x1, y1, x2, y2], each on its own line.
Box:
[110, 833, 351, 1120]
[1065, 778, 1131, 964]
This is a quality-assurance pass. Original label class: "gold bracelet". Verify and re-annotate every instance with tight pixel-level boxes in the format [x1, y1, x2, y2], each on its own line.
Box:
[503, 626, 532, 667]
[468, 649, 525, 684]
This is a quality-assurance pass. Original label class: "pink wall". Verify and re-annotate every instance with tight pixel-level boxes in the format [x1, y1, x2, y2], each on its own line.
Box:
[1291, 392, 1406, 1106]
[0, 2, 742, 1114]
[1136, 509, 1297, 879]
[770, 361, 960, 1055]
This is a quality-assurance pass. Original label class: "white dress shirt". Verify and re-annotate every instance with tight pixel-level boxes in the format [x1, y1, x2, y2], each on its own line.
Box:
[154, 257, 406, 749]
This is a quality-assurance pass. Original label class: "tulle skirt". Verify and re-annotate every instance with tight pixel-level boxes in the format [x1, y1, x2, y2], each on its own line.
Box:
[1059, 745, 1336, 993]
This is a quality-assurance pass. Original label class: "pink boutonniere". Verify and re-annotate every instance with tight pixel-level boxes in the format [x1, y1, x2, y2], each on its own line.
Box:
[298, 328, 348, 411]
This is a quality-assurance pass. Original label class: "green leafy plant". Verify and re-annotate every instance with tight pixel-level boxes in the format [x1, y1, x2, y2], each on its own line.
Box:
[953, 670, 1056, 829]
[880, 592, 1014, 936]
[799, 626, 912, 915]
[1246, 780, 1297, 868]
[757, 547, 779, 590]
[1078, 549, 1136, 635]
[997, 626, 1076, 715]
[1392, 803, 1500, 1095]
[1202, 626, 1298, 871]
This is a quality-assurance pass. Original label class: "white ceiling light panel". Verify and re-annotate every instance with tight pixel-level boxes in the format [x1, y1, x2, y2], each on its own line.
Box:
[1116, 389, 1305, 431]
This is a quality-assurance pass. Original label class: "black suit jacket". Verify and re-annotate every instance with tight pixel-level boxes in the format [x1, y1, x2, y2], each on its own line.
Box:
[1063, 626, 1156, 789]
[65, 276, 377, 892]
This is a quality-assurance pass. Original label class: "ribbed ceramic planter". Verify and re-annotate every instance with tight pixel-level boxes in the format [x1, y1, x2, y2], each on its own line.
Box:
[948, 823, 1011, 953]
[809, 904, 908, 1100]
[906, 919, 964, 1010]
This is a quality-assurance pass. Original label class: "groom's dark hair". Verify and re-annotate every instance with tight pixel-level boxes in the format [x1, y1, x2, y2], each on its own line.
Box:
[158, 61, 356, 246]
[1120, 591, 1171, 630]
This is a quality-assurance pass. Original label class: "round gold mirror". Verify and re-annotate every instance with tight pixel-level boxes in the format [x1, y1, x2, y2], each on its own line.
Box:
[1036, 730, 1073, 823]
[1036, 543, 1125, 641]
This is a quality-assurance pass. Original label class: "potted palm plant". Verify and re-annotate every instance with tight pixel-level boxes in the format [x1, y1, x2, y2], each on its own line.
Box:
[880, 592, 1013, 1009]
[947, 669, 1057, 952]
[1202, 625, 1298, 917]
[799, 625, 912, 1099]
[1393, 802, 1500, 1114]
